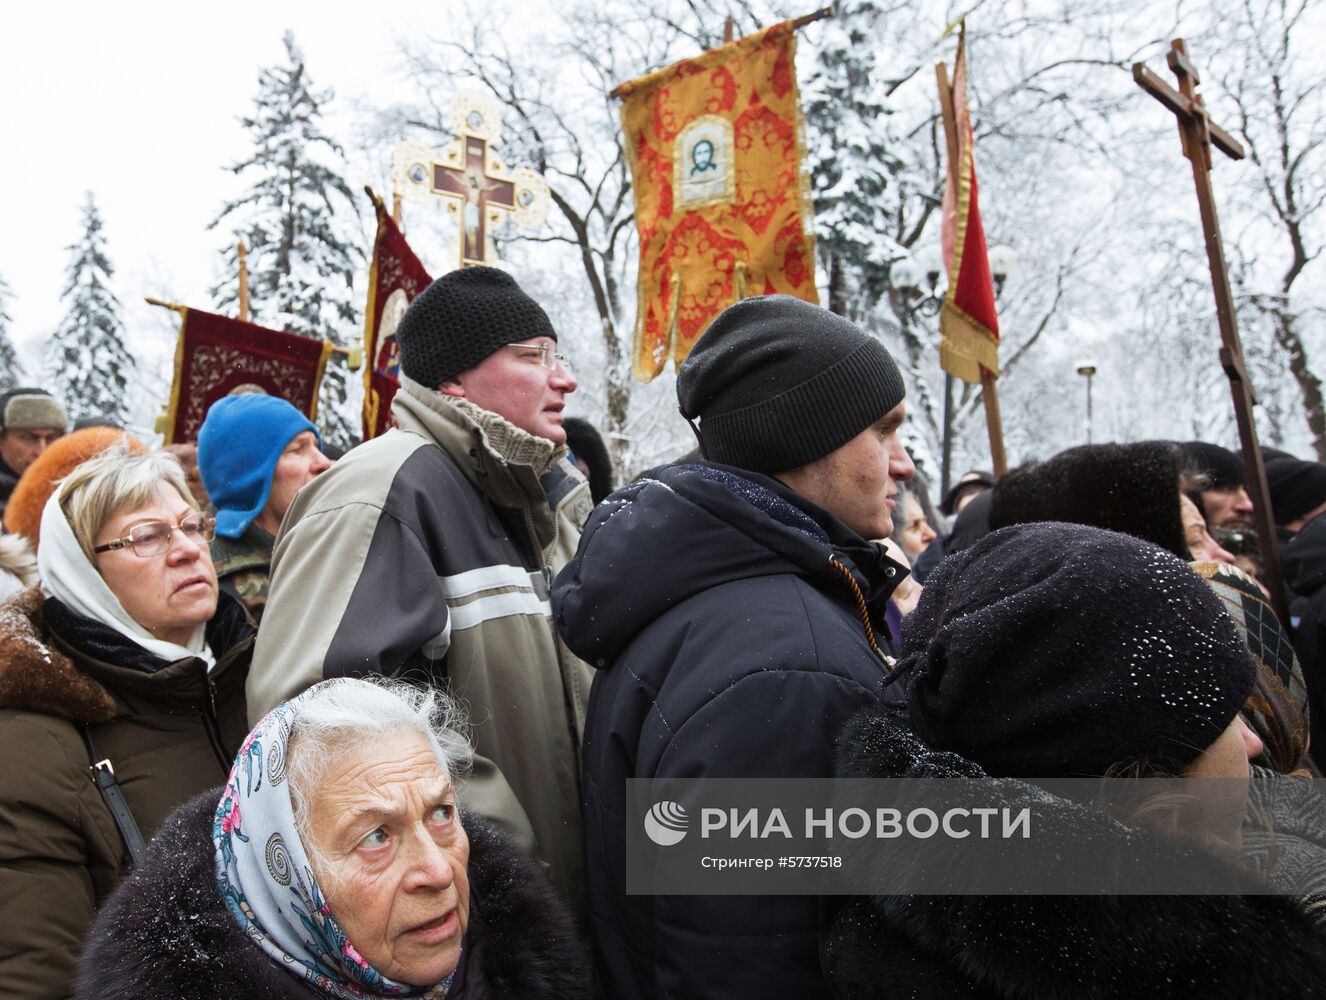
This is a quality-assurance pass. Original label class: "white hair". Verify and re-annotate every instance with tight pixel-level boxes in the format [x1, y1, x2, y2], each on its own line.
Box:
[287, 677, 473, 850]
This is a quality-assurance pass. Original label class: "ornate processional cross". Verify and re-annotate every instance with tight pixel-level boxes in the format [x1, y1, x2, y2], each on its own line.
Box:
[1133, 39, 1289, 624]
[391, 91, 550, 270]
[433, 135, 516, 265]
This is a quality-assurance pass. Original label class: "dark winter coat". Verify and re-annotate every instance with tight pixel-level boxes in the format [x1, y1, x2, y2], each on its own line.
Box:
[819, 705, 1326, 1000]
[1282, 515, 1326, 769]
[0, 586, 253, 1000]
[553, 462, 907, 1000]
[76, 790, 593, 1000]
[0, 455, 19, 515]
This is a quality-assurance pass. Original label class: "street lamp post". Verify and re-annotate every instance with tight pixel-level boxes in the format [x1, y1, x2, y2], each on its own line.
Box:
[1075, 360, 1098, 444]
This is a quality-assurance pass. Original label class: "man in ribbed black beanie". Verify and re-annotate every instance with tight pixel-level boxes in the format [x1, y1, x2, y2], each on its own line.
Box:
[677, 294, 912, 539]
[555, 294, 916, 1000]
[247, 265, 597, 922]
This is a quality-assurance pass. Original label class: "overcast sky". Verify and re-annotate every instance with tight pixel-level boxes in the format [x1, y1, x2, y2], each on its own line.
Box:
[0, 2, 545, 387]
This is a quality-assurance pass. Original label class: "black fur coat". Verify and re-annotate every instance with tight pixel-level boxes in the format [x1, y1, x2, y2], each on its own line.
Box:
[819, 705, 1326, 1000]
[77, 790, 592, 1000]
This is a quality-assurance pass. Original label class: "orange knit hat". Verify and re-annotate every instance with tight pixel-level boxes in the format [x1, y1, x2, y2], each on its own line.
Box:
[4, 428, 149, 550]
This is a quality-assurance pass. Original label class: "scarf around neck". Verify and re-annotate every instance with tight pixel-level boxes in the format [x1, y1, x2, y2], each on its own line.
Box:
[213, 688, 455, 999]
[36, 483, 213, 668]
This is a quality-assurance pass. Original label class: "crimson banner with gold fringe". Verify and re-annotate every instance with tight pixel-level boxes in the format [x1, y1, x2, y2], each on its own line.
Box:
[162, 309, 331, 444]
[618, 20, 818, 382]
[939, 27, 1001, 384]
[362, 191, 433, 439]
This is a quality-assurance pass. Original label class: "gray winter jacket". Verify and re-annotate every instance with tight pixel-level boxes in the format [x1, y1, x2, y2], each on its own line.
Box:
[246, 375, 595, 918]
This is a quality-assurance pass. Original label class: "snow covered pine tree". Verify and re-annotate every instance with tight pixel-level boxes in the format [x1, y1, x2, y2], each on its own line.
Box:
[210, 31, 361, 451]
[45, 193, 134, 423]
[0, 274, 21, 393]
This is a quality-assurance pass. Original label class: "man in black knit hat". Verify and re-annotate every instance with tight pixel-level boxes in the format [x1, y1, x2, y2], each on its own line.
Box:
[1183, 440, 1255, 528]
[247, 267, 595, 919]
[554, 294, 914, 1000]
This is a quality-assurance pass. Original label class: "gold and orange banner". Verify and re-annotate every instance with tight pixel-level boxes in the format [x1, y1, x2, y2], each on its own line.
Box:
[618, 21, 818, 382]
[939, 25, 1001, 385]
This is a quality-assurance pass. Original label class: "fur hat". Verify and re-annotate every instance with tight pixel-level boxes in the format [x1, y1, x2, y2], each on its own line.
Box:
[0, 388, 68, 433]
[990, 442, 1189, 559]
[2, 428, 148, 549]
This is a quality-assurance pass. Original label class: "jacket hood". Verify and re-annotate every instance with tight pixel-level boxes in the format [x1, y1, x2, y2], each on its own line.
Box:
[821, 704, 1326, 999]
[553, 462, 903, 668]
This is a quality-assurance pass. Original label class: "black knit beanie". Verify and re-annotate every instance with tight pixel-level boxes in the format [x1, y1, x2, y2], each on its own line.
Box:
[1265, 457, 1326, 525]
[989, 442, 1189, 559]
[900, 522, 1256, 778]
[676, 295, 905, 474]
[1183, 441, 1245, 490]
[395, 267, 557, 387]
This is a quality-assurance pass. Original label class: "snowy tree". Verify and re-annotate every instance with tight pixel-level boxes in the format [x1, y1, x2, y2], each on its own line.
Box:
[0, 274, 21, 392]
[45, 193, 134, 422]
[211, 31, 362, 450]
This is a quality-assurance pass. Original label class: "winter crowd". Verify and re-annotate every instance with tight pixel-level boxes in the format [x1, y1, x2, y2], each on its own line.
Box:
[2, 267, 1326, 1000]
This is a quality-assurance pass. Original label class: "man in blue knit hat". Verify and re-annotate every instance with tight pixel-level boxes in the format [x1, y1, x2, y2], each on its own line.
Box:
[197, 393, 332, 622]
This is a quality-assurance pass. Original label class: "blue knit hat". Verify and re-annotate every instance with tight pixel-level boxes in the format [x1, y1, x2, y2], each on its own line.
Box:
[198, 395, 319, 539]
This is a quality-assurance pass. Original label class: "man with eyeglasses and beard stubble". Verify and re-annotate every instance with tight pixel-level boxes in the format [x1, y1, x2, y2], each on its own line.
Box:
[245, 266, 595, 922]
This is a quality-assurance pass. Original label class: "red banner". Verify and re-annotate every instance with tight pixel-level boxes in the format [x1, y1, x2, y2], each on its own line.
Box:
[163, 308, 331, 444]
[939, 26, 1000, 384]
[362, 191, 433, 439]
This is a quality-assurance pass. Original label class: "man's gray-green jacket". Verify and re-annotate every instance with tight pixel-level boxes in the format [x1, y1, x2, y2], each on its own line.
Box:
[247, 375, 596, 917]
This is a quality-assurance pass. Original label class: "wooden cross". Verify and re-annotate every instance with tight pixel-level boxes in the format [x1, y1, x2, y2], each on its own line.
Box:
[1134, 39, 1289, 623]
[431, 134, 517, 267]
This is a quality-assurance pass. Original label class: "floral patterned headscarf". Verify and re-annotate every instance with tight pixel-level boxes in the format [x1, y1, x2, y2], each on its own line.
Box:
[213, 686, 455, 999]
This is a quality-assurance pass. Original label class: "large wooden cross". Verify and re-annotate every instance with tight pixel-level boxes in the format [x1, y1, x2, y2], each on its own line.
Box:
[1134, 39, 1289, 623]
[432, 134, 517, 267]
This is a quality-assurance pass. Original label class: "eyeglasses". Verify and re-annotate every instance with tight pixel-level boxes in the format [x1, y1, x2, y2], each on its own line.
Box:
[93, 512, 216, 558]
[504, 343, 572, 372]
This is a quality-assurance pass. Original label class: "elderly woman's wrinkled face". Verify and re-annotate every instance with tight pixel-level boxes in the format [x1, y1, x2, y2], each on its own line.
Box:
[93, 483, 218, 644]
[308, 730, 470, 987]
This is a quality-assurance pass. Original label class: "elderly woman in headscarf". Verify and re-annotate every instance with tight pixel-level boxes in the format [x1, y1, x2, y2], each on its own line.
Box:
[820, 523, 1326, 999]
[77, 677, 590, 1000]
[0, 447, 253, 1000]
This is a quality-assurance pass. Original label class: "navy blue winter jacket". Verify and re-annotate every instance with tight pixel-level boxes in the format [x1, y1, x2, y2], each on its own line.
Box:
[553, 463, 907, 1000]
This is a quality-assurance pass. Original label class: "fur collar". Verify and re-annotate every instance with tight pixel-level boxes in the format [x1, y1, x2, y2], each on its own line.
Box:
[78, 791, 591, 1000]
[0, 586, 115, 721]
[821, 705, 1326, 999]
[0, 587, 254, 723]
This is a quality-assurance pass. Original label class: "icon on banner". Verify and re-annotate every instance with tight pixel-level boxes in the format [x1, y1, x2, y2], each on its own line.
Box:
[644, 800, 689, 846]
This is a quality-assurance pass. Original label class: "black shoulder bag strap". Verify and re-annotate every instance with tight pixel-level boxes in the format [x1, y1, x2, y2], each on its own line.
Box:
[79, 725, 146, 867]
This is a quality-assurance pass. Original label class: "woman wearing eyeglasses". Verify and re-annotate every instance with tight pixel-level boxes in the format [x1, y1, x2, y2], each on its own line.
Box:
[0, 447, 255, 1000]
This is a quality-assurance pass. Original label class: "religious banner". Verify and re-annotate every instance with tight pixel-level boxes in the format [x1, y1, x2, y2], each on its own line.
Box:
[362, 189, 433, 440]
[939, 25, 1000, 384]
[617, 20, 818, 382]
[162, 308, 331, 444]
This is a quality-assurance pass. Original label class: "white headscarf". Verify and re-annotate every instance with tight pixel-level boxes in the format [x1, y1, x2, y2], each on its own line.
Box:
[36, 482, 214, 668]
